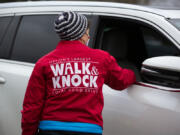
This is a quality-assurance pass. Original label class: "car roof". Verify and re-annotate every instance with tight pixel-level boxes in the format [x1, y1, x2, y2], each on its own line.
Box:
[0, 1, 180, 18]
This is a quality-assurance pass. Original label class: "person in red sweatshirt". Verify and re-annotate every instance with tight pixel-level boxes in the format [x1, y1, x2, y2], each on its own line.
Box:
[21, 11, 136, 135]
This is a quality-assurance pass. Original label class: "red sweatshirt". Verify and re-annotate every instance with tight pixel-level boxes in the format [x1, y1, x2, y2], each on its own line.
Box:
[21, 40, 136, 135]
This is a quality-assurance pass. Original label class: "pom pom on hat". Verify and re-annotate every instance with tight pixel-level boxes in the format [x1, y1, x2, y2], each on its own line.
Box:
[54, 11, 88, 41]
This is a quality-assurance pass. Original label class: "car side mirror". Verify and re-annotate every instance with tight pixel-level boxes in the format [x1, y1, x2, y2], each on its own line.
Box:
[141, 56, 180, 88]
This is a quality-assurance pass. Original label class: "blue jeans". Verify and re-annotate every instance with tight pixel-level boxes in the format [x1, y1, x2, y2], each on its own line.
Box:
[37, 130, 102, 135]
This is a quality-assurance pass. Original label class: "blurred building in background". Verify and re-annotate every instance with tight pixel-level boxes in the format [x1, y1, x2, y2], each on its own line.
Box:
[0, 0, 180, 7]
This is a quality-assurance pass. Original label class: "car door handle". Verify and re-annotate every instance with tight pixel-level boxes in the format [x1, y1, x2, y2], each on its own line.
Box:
[0, 76, 6, 84]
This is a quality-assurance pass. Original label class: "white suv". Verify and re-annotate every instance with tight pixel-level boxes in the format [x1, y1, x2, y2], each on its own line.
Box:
[0, 1, 180, 135]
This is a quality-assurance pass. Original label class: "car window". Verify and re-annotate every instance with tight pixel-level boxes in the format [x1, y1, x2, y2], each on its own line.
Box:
[140, 27, 179, 58]
[95, 18, 145, 81]
[0, 16, 13, 46]
[11, 15, 59, 63]
[95, 16, 180, 81]
[168, 18, 180, 31]
[11, 14, 94, 63]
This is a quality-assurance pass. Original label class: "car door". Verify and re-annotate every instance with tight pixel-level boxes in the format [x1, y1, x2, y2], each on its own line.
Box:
[94, 14, 180, 135]
[0, 12, 98, 135]
[0, 15, 23, 135]
[0, 14, 60, 135]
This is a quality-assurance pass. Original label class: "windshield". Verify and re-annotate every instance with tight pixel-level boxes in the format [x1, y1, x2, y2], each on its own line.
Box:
[168, 19, 180, 31]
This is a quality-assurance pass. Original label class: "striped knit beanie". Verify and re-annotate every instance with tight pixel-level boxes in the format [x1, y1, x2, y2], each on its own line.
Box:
[54, 11, 88, 41]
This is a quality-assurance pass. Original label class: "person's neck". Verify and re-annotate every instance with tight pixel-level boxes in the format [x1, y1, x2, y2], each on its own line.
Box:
[78, 39, 86, 45]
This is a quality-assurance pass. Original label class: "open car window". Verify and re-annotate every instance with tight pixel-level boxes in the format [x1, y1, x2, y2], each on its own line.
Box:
[95, 16, 180, 81]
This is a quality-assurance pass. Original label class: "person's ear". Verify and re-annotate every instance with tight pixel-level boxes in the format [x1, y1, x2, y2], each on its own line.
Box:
[79, 34, 86, 45]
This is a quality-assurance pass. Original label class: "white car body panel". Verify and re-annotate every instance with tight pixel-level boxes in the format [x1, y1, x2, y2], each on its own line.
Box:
[0, 1, 180, 135]
[103, 84, 180, 135]
[0, 59, 33, 135]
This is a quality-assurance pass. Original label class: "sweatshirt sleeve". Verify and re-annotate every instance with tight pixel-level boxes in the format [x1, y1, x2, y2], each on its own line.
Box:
[104, 53, 136, 90]
[21, 61, 46, 135]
